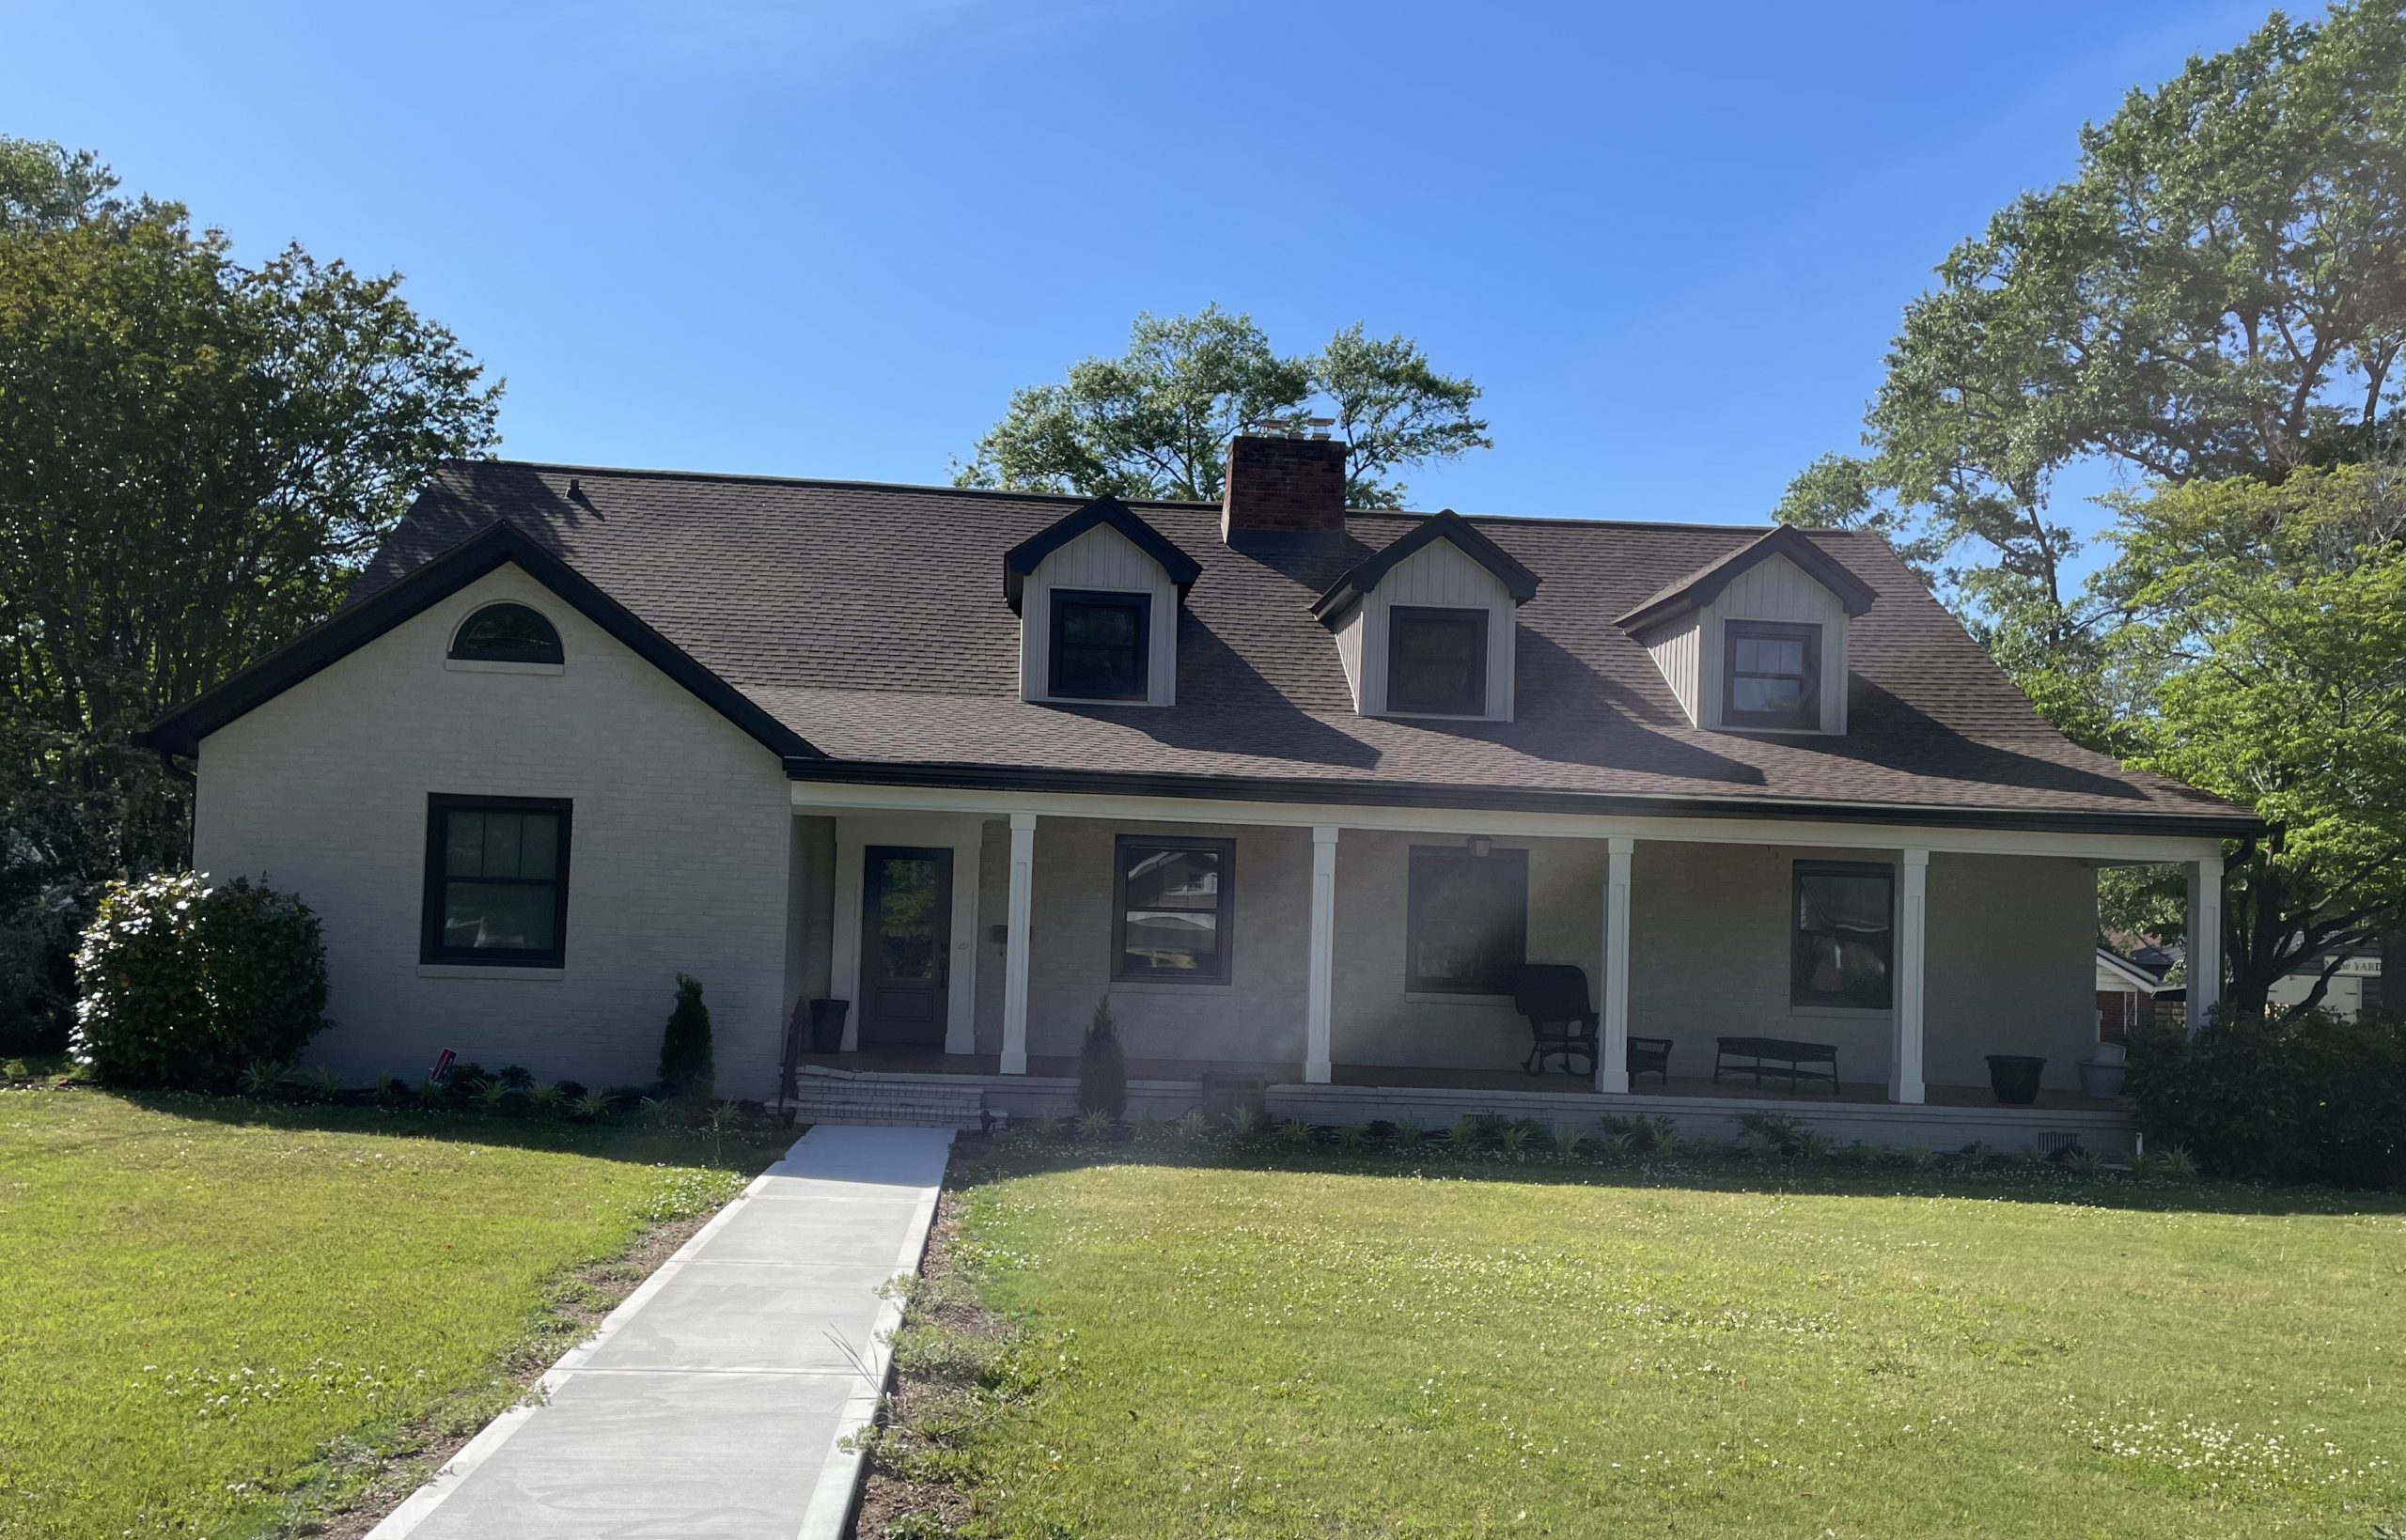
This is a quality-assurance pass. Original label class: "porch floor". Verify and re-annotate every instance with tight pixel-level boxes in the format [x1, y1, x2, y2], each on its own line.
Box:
[798, 1051, 2120, 1113]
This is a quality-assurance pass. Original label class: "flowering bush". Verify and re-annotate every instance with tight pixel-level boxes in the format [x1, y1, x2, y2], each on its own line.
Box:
[72, 873, 328, 1087]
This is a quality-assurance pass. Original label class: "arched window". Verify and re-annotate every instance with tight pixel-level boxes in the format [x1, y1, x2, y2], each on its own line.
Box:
[449, 603, 563, 665]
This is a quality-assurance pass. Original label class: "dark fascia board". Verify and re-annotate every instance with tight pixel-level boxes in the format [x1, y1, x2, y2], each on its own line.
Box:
[143, 520, 821, 761]
[1309, 509, 1541, 627]
[1615, 525, 1879, 637]
[782, 755, 2260, 841]
[1002, 495, 1203, 613]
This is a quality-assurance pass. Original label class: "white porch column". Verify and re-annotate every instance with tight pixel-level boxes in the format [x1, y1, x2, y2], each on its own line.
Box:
[1304, 825, 1337, 1083]
[1888, 848, 1928, 1105]
[1000, 813, 1036, 1075]
[1598, 836, 1633, 1094]
[2186, 852, 2225, 1034]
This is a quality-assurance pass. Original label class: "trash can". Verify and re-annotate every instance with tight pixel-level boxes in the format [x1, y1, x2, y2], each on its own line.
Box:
[808, 998, 850, 1054]
[1985, 1054, 2046, 1105]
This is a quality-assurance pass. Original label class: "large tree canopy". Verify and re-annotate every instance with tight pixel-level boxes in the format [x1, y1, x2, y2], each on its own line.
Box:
[1778, 1, 2406, 1018]
[1782, 0, 2406, 623]
[957, 306, 1489, 508]
[0, 138, 500, 1047]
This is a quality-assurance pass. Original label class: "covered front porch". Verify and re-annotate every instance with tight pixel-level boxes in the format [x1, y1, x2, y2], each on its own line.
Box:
[780, 780, 2226, 1148]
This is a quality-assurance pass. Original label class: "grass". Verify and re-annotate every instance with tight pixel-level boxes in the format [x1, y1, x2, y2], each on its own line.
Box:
[895, 1135, 2406, 1539]
[0, 1086, 781, 1539]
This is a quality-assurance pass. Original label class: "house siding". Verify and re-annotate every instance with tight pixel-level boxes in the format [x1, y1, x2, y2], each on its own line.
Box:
[192, 565, 794, 1096]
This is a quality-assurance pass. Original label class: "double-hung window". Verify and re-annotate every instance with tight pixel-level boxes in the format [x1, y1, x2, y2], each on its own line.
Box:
[1405, 844, 1527, 993]
[1386, 606, 1489, 716]
[1723, 620, 1820, 729]
[1114, 835, 1232, 982]
[422, 796, 571, 967]
[1050, 590, 1150, 701]
[1790, 861, 1893, 1008]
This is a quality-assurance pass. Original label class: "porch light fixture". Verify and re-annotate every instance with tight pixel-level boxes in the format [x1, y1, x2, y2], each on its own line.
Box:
[1466, 834, 1493, 859]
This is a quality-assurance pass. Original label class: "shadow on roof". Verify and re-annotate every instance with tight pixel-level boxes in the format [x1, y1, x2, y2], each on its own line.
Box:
[1809, 681, 2148, 801]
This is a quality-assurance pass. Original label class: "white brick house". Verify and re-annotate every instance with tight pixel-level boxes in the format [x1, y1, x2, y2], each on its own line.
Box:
[148, 440, 2252, 1147]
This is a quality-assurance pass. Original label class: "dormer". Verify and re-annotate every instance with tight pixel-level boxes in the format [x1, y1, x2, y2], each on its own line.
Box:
[1006, 496, 1200, 707]
[1311, 510, 1540, 723]
[1616, 526, 1875, 735]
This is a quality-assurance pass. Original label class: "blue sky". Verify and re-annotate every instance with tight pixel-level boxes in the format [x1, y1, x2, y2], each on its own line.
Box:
[8, 0, 2273, 571]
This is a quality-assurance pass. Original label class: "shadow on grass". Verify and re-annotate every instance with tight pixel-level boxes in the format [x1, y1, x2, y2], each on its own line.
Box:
[945, 1133, 2406, 1219]
[59, 1084, 796, 1171]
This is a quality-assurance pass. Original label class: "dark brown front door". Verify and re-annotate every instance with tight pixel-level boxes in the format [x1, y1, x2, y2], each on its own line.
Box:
[858, 846, 951, 1051]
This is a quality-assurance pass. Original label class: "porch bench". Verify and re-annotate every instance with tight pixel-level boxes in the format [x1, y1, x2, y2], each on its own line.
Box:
[1712, 1035, 1839, 1096]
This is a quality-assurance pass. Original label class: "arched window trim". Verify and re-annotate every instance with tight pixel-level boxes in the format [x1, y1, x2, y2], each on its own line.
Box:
[448, 602, 564, 666]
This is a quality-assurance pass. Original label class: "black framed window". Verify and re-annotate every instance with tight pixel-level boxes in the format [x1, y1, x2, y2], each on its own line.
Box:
[422, 796, 571, 967]
[1049, 590, 1150, 701]
[1723, 620, 1820, 729]
[1406, 844, 1527, 993]
[1387, 606, 1489, 716]
[1114, 835, 1232, 982]
[450, 603, 564, 664]
[1791, 861, 1893, 1008]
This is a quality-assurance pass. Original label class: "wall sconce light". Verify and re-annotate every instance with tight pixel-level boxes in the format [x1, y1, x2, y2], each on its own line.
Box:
[1466, 834, 1493, 859]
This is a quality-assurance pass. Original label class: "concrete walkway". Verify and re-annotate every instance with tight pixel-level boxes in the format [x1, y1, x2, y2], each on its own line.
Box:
[369, 1125, 953, 1540]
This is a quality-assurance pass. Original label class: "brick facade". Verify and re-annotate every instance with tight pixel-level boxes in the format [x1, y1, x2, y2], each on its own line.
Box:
[1221, 433, 1349, 537]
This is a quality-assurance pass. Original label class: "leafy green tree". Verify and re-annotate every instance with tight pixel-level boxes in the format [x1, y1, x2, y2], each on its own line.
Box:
[2109, 460, 2406, 1017]
[0, 138, 499, 1048]
[957, 305, 1489, 508]
[1781, 0, 2406, 629]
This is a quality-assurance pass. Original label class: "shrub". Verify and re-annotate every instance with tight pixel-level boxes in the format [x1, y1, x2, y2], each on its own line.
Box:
[71, 873, 328, 1088]
[1076, 997, 1127, 1119]
[657, 973, 715, 1097]
[2126, 1008, 2406, 1189]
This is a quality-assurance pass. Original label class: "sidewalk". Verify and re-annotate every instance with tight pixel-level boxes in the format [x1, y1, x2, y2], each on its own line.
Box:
[368, 1124, 954, 1540]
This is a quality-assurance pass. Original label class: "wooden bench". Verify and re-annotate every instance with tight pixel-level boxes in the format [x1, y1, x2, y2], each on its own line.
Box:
[1712, 1035, 1839, 1095]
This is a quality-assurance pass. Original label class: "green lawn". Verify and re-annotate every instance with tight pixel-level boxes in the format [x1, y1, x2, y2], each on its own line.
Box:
[0, 1088, 772, 1539]
[937, 1148, 2406, 1538]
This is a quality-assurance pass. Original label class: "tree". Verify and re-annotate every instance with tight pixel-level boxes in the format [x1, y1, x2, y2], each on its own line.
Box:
[2107, 460, 2406, 1018]
[0, 138, 499, 1049]
[957, 305, 1489, 508]
[1781, 0, 2406, 630]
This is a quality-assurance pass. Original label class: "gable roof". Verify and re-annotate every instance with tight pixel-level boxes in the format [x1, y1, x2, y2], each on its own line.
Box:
[163, 459, 2253, 836]
[2096, 947, 2168, 992]
[1309, 507, 1540, 624]
[143, 518, 820, 760]
[1002, 494, 1201, 612]
[1616, 524, 1879, 635]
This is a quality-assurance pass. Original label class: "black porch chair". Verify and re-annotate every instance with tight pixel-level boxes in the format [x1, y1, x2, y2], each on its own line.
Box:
[1510, 963, 1601, 1077]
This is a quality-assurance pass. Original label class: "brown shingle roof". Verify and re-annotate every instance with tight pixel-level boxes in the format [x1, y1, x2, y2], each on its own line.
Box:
[346, 459, 2243, 831]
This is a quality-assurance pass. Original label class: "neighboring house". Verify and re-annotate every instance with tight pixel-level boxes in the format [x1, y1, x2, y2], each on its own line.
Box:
[147, 437, 2254, 1147]
[2094, 947, 2168, 1039]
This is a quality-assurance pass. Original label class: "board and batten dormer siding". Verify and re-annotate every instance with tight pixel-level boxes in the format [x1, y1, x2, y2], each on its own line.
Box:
[1345, 537, 1518, 721]
[1017, 521, 1180, 707]
[1646, 552, 1851, 734]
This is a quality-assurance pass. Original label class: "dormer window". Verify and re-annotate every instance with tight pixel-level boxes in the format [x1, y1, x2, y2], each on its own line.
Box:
[1387, 607, 1489, 716]
[1050, 590, 1151, 702]
[1723, 620, 1819, 730]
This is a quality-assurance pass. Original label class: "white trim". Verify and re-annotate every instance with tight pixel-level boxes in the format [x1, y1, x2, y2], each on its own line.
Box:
[1304, 825, 1336, 1083]
[444, 658, 565, 676]
[1000, 813, 1035, 1074]
[414, 964, 564, 981]
[1889, 848, 1928, 1105]
[791, 780, 2226, 863]
[1598, 835, 1633, 1094]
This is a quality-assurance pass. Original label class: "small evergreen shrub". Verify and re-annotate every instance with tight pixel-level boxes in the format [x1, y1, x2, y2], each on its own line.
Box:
[1076, 997, 1127, 1119]
[72, 874, 328, 1088]
[2126, 1008, 2405, 1189]
[658, 973, 715, 1097]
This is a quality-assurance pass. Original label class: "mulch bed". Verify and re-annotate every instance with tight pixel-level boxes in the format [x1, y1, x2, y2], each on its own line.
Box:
[850, 1190, 996, 1540]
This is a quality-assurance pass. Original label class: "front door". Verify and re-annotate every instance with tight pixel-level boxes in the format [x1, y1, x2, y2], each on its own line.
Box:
[857, 846, 952, 1051]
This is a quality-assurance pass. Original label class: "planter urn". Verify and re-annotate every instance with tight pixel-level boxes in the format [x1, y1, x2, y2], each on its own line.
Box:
[1985, 1053, 2046, 1105]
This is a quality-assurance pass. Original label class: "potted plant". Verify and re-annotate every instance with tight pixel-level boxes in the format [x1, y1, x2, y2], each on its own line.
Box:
[2077, 1039, 2128, 1099]
[1985, 1053, 2046, 1105]
[807, 998, 849, 1054]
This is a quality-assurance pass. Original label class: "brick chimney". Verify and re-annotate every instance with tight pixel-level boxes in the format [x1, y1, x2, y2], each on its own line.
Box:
[1221, 434, 1348, 540]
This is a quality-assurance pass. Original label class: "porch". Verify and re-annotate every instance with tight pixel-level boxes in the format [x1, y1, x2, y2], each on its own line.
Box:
[780, 783, 2225, 1149]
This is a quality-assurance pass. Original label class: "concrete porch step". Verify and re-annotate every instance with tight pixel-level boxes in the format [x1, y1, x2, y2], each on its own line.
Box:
[787, 1068, 991, 1130]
